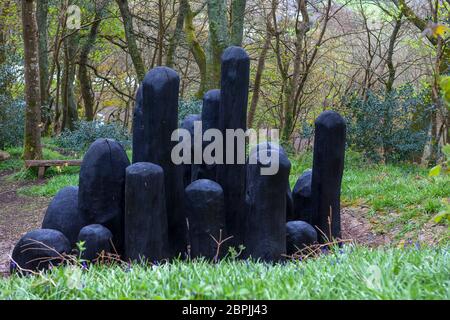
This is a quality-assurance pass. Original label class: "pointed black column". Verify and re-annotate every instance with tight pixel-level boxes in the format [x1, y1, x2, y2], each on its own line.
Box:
[180, 114, 201, 188]
[125, 162, 169, 262]
[244, 145, 291, 262]
[244, 148, 291, 261]
[185, 179, 226, 260]
[292, 169, 313, 222]
[217, 47, 250, 248]
[78, 138, 130, 254]
[141, 67, 187, 258]
[192, 89, 221, 181]
[311, 110, 346, 242]
[132, 86, 144, 163]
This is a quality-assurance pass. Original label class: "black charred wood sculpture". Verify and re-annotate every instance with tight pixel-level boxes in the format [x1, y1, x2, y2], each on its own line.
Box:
[125, 162, 169, 262]
[185, 179, 226, 260]
[11, 46, 347, 272]
[78, 138, 130, 254]
[311, 111, 346, 242]
[217, 47, 250, 248]
[140, 67, 188, 258]
[243, 145, 291, 262]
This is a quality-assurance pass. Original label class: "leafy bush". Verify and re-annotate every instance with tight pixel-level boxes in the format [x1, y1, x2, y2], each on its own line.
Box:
[342, 86, 430, 162]
[55, 121, 130, 152]
[0, 100, 25, 149]
[179, 99, 202, 123]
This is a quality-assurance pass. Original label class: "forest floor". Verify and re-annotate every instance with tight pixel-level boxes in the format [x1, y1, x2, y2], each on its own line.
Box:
[0, 171, 49, 276]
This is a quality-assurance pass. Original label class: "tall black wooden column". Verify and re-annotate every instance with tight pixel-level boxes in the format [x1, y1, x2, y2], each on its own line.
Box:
[192, 89, 221, 181]
[141, 67, 187, 258]
[185, 179, 226, 260]
[125, 162, 169, 262]
[217, 47, 250, 248]
[311, 110, 346, 242]
[78, 138, 130, 254]
[132, 86, 144, 163]
[244, 146, 291, 262]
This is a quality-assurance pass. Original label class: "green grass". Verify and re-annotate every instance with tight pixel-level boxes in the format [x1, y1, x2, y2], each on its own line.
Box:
[18, 174, 79, 197]
[0, 147, 24, 171]
[0, 245, 448, 299]
[2, 146, 79, 181]
[290, 151, 450, 239]
[14, 148, 132, 197]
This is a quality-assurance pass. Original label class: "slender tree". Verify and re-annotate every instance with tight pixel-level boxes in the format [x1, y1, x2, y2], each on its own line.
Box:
[79, 2, 107, 120]
[116, 0, 146, 82]
[21, 0, 42, 160]
[36, 0, 50, 132]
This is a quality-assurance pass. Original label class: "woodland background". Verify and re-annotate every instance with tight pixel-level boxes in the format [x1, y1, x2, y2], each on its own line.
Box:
[0, 0, 449, 165]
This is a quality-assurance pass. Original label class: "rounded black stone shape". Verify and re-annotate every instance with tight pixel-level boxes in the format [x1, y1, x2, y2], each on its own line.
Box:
[124, 162, 169, 262]
[10, 229, 70, 274]
[185, 179, 226, 260]
[244, 146, 291, 262]
[78, 138, 130, 254]
[286, 221, 318, 255]
[249, 143, 293, 221]
[286, 184, 294, 221]
[311, 110, 346, 242]
[192, 89, 221, 182]
[77, 224, 113, 261]
[141, 66, 187, 258]
[181, 114, 201, 188]
[202, 89, 220, 132]
[217, 46, 250, 248]
[292, 169, 312, 222]
[42, 186, 87, 248]
[132, 86, 144, 163]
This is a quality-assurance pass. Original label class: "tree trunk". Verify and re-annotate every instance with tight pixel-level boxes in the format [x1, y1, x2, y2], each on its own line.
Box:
[183, 0, 207, 98]
[62, 30, 78, 131]
[248, 32, 271, 128]
[116, 0, 146, 83]
[21, 0, 42, 160]
[156, 0, 165, 66]
[166, 1, 185, 68]
[230, 0, 246, 46]
[385, 16, 402, 93]
[78, 10, 103, 121]
[206, 0, 229, 89]
[36, 0, 50, 134]
[281, 0, 309, 142]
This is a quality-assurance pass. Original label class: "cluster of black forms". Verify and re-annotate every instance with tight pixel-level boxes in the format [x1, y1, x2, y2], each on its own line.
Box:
[10, 47, 346, 273]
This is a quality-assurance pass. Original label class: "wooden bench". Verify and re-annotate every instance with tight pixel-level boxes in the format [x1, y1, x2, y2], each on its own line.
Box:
[25, 160, 82, 179]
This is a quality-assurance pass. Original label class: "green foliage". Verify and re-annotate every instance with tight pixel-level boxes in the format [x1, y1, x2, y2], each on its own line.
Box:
[0, 146, 24, 171]
[342, 86, 430, 163]
[18, 173, 79, 197]
[0, 246, 448, 299]
[55, 121, 130, 152]
[179, 99, 202, 123]
[0, 100, 25, 149]
[428, 144, 450, 226]
[3, 147, 78, 181]
[289, 150, 449, 239]
[440, 75, 450, 106]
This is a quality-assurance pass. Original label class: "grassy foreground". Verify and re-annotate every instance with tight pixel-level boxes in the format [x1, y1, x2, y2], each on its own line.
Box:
[0, 245, 448, 300]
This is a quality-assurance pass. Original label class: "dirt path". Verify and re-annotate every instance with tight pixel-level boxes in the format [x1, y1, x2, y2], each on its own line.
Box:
[0, 172, 50, 276]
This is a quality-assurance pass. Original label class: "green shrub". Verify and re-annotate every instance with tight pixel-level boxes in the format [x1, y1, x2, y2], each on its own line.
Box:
[0, 100, 25, 149]
[179, 99, 202, 123]
[55, 121, 130, 152]
[342, 86, 430, 163]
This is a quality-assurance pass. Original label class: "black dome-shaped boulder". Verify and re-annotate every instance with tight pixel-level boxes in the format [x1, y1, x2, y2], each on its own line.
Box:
[10, 229, 71, 274]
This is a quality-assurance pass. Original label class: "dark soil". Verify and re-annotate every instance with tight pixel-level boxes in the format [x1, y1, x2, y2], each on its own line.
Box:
[0, 171, 50, 276]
